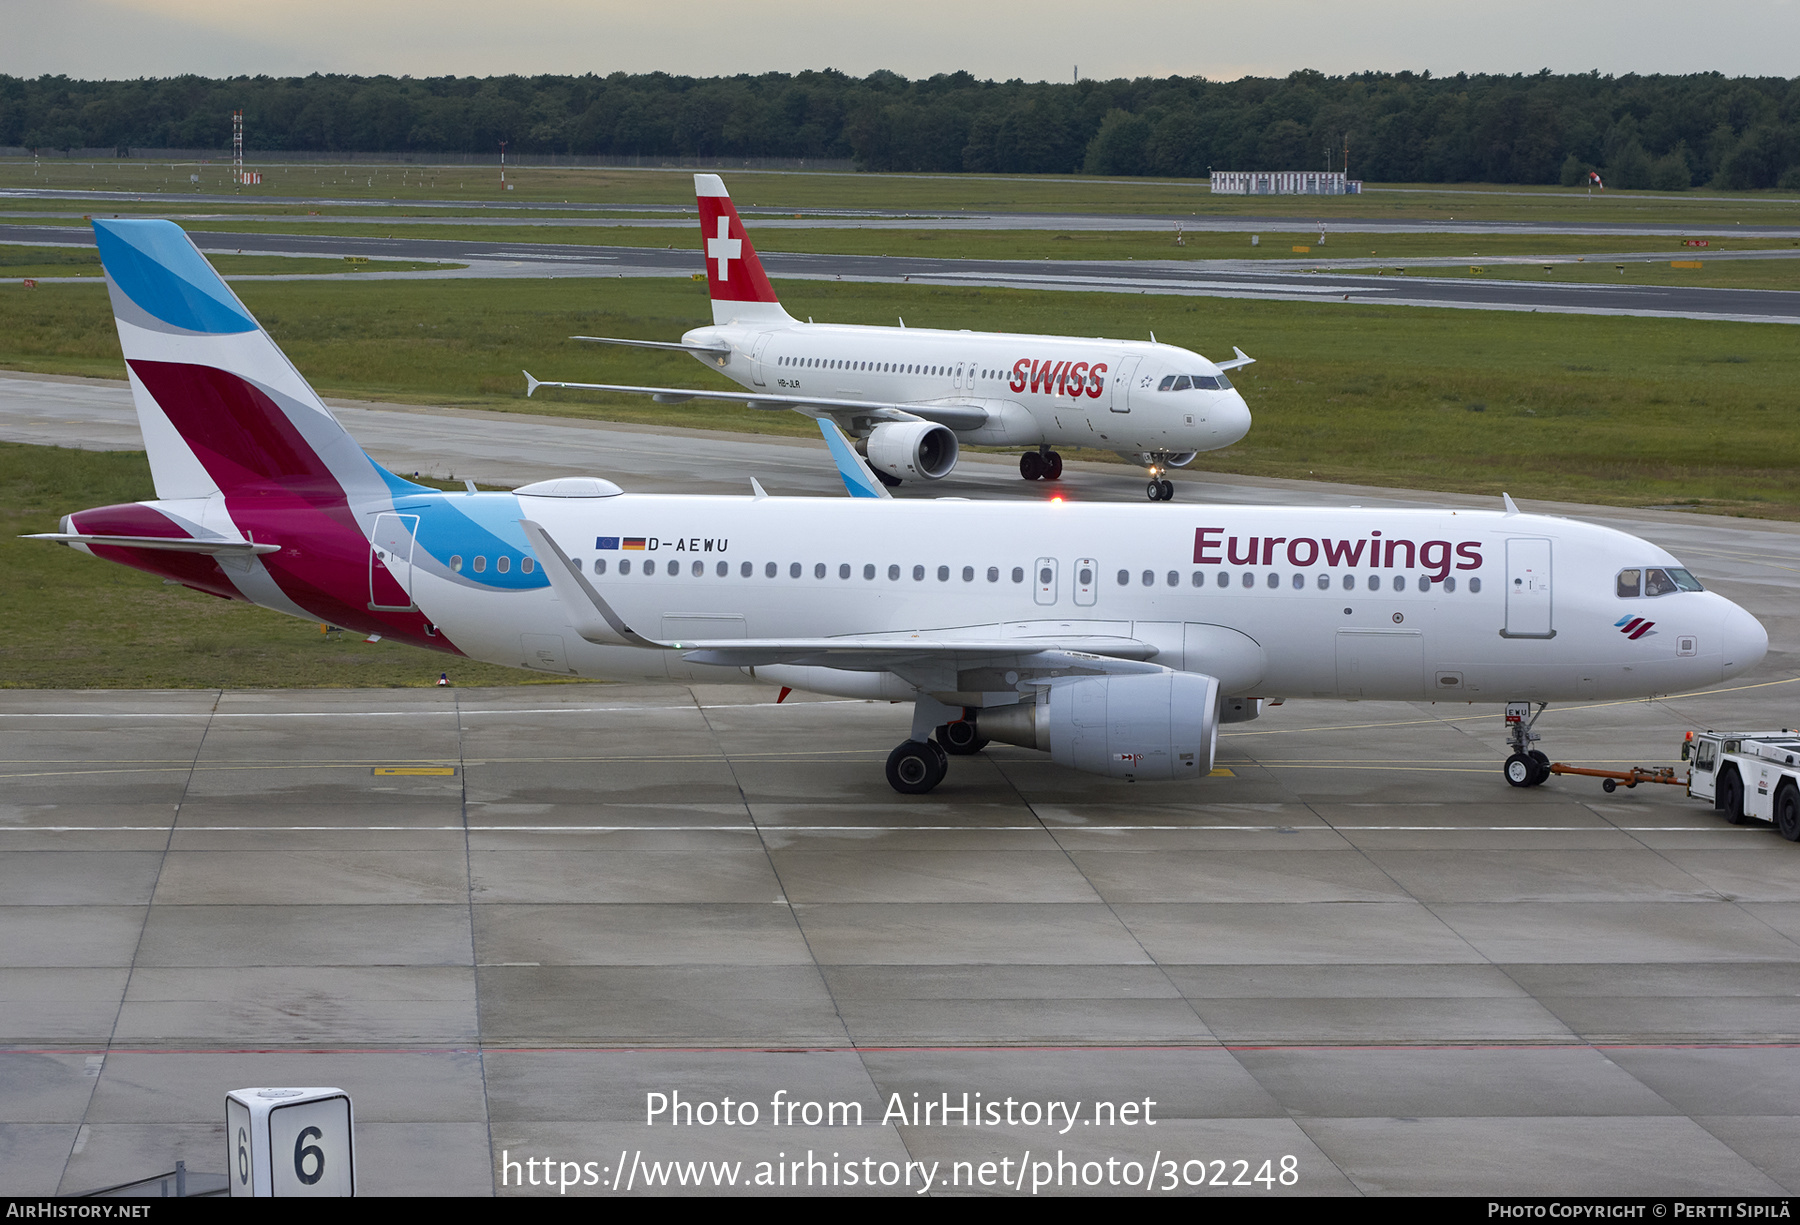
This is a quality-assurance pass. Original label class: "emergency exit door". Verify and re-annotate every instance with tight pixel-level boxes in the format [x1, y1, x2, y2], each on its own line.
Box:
[1502, 537, 1554, 638]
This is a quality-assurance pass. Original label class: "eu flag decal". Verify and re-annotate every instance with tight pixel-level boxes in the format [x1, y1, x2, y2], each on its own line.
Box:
[596, 537, 620, 550]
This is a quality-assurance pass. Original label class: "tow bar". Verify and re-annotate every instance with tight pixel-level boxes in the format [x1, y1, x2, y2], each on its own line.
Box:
[1547, 763, 1687, 793]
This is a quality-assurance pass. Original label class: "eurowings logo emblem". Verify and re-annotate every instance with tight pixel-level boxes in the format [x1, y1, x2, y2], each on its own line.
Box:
[1616, 616, 1657, 640]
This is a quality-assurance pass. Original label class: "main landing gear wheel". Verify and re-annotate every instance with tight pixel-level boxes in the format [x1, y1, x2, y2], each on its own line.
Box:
[1020, 452, 1045, 481]
[937, 718, 989, 756]
[886, 739, 948, 794]
[1044, 451, 1063, 480]
[872, 468, 902, 488]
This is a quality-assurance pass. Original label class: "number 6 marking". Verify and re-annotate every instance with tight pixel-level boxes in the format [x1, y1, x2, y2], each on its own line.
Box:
[294, 1126, 325, 1185]
[237, 1127, 249, 1183]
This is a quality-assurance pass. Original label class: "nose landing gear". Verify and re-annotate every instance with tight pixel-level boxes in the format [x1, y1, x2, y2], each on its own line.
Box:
[1020, 448, 1063, 482]
[1502, 701, 1551, 787]
[1145, 465, 1175, 502]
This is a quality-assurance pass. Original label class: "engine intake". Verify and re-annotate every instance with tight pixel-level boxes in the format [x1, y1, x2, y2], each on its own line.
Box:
[866, 420, 959, 481]
[974, 671, 1221, 781]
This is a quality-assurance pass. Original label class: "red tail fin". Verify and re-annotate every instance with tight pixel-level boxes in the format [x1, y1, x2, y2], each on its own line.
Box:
[694, 174, 788, 325]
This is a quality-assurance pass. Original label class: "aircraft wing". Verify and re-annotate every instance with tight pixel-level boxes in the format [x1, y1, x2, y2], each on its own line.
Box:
[569, 336, 733, 368]
[1213, 346, 1256, 371]
[522, 372, 991, 432]
[519, 520, 1163, 684]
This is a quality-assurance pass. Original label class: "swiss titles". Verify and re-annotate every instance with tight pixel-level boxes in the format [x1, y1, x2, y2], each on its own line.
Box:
[1193, 527, 1482, 583]
[1009, 358, 1108, 399]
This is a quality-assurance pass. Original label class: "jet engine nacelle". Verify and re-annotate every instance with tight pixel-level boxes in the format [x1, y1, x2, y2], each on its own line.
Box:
[866, 420, 959, 481]
[974, 671, 1220, 781]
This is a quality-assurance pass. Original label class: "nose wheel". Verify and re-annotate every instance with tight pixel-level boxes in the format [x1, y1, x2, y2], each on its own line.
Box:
[1145, 466, 1175, 501]
[1501, 702, 1551, 787]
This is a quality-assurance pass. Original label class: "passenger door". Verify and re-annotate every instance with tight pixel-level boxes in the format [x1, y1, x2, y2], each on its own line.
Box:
[1108, 356, 1140, 414]
[369, 513, 418, 611]
[1073, 558, 1098, 607]
[1502, 538, 1554, 639]
[1034, 557, 1058, 606]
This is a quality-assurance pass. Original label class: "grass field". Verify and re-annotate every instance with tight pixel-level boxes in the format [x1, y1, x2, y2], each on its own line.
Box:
[2, 273, 1796, 517]
[0, 244, 462, 279]
[0, 442, 587, 688]
[5, 157, 1799, 225]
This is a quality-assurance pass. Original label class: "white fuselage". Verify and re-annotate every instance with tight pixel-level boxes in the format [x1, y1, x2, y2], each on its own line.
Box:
[681, 321, 1253, 460]
[374, 492, 1765, 706]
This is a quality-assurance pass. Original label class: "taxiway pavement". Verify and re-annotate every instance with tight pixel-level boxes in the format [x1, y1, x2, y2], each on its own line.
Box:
[5, 222, 1797, 324]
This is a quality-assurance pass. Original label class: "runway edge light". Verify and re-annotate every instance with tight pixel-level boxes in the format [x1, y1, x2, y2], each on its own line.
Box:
[226, 1087, 356, 1197]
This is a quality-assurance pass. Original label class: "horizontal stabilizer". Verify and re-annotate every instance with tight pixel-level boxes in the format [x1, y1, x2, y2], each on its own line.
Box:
[571, 336, 732, 366]
[24, 532, 280, 555]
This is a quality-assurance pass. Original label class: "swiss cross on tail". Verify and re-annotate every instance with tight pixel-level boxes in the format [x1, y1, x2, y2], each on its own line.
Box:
[694, 174, 784, 322]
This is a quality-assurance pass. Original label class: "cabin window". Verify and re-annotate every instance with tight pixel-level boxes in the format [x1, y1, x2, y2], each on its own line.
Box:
[889, 564, 901, 581]
[472, 556, 486, 573]
[1470, 577, 1482, 593]
[865, 563, 876, 580]
[840, 563, 852, 579]
[1118, 570, 1130, 587]
[937, 565, 950, 582]
[595, 559, 607, 575]
[913, 564, 926, 581]
[790, 562, 803, 579]
[1141, 570, 1154, 587]
[619, 559, 630, 575]
[987, 567, 1000, 583]
[1317, 573, 1329, 589]
[1192, 571, 1204, 587]
[1217, 571, 1229, 587]
[740, 561, 753, 577]
[1241, 572, 1254, 588]
[717, 561, 729, 577]
[1341, 574, 1354, 590]
[1266, 572, 1279, 589]
[1393, 575, 1407, 592]
[1012, 567, 1025, 584]
[1292, 573, 1305, 590]
[1167, 571, 1179, 587]
[765, 561, 778, 578]
[1443, 576, 1456, 592]
[450, 555, 463, 572]
[693, 560, 705, 577]
[962, 566, 974, 582]
[1368, 574, 1382, 591]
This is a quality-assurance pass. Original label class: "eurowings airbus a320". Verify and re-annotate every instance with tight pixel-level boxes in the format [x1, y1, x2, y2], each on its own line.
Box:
[525, 174, 1253, 501]
[36, 219, 1767, 794]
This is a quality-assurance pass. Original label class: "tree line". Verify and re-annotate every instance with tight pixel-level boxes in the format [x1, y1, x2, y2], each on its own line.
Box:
[3, 68, 1797, 189]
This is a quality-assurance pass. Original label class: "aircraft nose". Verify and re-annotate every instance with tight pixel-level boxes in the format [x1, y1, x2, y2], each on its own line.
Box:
[1218, 391, 1252, 446]
[1719, 598, 1768, 680]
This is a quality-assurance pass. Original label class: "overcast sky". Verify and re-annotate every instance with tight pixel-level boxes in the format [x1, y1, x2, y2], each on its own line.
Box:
[4, 0, 1797, 82]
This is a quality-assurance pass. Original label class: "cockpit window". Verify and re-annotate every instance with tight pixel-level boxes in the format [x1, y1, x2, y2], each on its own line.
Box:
[1172, 374, 1192, 390]
[1621, 566, 1705, 597]
[1158, 375, 1176, 391]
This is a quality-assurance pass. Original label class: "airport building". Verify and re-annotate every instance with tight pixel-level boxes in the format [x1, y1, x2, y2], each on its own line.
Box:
[1210, 169, 1362, 195]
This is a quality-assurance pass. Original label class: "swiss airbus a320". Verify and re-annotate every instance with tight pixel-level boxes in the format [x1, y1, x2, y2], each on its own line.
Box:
[526, 174, 1254, 501]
